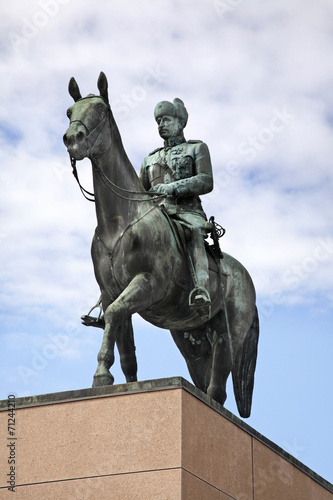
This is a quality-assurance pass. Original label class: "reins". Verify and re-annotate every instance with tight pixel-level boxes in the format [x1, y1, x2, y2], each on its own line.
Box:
[70, 155, 96, 202]
[68, 100, 166, 204]
[92, 159, 165, 203]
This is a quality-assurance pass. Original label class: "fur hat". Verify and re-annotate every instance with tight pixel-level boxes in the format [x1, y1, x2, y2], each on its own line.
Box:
[154, 98, 188, 127]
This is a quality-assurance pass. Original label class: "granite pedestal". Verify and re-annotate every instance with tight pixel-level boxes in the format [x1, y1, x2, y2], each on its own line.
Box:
[0, 377, 332, 499]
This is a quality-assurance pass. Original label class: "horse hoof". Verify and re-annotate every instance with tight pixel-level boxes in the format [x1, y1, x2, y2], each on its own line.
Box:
[207, 385, 226, 407]
[92, 373, 114, 387]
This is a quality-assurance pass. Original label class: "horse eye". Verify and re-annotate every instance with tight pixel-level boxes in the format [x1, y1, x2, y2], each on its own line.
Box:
[67, 109, 72, 118]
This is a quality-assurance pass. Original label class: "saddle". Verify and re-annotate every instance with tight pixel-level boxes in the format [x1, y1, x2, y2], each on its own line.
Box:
[160, 208, 225, 261]
[160, 210, 226, 320]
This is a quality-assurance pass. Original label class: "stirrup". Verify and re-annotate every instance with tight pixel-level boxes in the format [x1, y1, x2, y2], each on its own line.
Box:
[189, 287, 211, 308]
[81, 314, 105, 328]
[189, 287, 211, 321]
[81, 298, 105, 328]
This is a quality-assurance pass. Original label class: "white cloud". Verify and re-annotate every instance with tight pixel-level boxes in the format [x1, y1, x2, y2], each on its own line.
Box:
[0, 0, 332, 315]
[0, 2, 333, 482]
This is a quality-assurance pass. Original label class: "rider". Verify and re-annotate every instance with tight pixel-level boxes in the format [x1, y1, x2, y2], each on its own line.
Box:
[139, 98, 214, 319]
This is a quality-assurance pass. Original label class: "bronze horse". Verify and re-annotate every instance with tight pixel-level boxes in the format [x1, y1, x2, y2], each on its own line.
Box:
[63, 72, 259, 418]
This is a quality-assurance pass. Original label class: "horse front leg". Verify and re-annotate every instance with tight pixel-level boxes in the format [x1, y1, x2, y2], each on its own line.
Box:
[93, 272, 161, 387]
[93, 320, 116, 387]
[93, 307, 137, 387]
[116, 316, 137, 383]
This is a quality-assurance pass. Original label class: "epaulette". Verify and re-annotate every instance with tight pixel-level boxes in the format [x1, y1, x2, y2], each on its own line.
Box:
[187, 140, 203, 144]
[148, 147, 163, 156]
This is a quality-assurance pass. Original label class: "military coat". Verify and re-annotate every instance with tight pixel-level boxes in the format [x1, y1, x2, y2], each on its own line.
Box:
[140, 139, 213, 214]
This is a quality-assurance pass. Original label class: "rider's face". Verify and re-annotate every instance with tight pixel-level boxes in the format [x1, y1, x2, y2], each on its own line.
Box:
[157, 115, 183, 139]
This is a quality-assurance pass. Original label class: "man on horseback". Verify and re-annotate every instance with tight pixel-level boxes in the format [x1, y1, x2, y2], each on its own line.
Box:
[140, 98, 214, 319]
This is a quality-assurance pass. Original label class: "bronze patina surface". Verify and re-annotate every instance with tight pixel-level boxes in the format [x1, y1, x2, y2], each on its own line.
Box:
[63, 72, 259, 417]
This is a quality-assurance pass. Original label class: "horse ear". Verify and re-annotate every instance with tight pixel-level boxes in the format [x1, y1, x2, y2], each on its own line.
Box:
[97, 72, 109, 104]
[68, 77, 82, 102]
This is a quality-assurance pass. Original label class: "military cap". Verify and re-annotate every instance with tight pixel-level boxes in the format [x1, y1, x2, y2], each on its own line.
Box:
[154, 98, 188, 127]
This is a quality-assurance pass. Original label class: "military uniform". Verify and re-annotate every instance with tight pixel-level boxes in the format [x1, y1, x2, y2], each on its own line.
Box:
[140, 137, 213, 217]
[140, 133, 214, 318]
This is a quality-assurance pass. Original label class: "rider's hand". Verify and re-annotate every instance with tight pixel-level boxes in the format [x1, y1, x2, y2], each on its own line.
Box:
[149, 183, 174, 196]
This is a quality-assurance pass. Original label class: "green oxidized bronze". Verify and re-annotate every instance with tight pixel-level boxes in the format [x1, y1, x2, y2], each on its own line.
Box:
[140, 97, 213, 320]
[63, 72, 259, 417]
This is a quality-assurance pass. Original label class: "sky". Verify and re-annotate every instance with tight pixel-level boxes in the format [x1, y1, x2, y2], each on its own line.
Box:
[0, 0, 332, 486]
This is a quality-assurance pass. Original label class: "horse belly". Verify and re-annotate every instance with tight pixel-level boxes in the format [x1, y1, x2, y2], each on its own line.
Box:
[139, 262, 222, 330]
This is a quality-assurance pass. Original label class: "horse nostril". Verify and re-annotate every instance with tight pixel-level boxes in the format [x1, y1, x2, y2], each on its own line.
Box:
[63, 129, 85, 148]
[76, 131, 85, 142]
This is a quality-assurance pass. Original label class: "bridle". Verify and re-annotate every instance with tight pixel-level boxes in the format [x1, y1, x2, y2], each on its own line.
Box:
[68, 96, 165, 204]
[68, 97, 111, 202]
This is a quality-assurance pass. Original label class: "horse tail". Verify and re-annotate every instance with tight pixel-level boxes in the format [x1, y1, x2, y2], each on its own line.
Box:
[232, 307, 259, 418]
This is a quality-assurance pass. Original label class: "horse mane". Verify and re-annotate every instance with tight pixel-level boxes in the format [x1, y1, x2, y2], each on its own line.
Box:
[107, 102, 144, 192]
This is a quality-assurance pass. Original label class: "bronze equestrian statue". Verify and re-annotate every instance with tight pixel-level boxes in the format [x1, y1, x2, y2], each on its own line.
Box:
[63, 72, 259, 418]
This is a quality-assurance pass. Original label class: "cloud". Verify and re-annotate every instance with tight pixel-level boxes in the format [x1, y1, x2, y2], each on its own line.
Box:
[0, 1, 332, 321]
[1, 1, 332, 483]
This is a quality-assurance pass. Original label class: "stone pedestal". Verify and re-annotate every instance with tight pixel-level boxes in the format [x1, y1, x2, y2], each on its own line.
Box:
[0, 377, 332, 499]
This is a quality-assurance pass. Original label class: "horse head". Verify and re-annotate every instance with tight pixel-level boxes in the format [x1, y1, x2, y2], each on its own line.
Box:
[63, 72, 112, 160]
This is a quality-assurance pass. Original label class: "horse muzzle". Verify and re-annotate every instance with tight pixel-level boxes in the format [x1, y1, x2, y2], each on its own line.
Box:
[63, 124, 88, 160]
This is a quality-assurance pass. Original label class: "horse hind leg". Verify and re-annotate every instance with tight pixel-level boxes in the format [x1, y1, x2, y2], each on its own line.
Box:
[206, 310, 233, 407]
[232, 307, 259, 418]
[170, 322, 213, 393]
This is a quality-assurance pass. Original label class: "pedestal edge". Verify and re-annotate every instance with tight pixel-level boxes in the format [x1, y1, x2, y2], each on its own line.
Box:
[1, 376, 332, 493]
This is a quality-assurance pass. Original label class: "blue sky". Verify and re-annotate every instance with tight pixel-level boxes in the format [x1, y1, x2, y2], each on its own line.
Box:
[1, 0, 332, 485]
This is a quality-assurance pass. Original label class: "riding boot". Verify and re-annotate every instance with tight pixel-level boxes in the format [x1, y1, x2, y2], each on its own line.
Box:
[189, 227, 211, 320]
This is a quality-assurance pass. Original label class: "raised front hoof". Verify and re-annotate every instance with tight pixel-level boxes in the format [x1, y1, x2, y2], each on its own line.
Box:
[92, 373, 114, 387]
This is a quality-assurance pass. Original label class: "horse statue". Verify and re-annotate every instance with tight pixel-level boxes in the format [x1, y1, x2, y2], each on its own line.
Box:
[63, 72, 259, 418]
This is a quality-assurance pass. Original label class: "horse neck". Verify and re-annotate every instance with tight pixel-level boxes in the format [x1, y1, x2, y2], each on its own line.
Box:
[92, 121, 150, 244]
